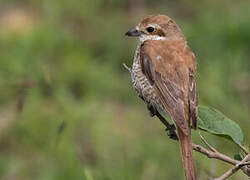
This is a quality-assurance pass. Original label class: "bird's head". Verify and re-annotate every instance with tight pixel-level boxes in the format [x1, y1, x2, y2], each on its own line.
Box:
[125, 14, 185, 42]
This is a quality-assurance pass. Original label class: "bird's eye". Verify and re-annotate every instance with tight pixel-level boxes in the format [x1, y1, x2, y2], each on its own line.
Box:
[146, 27, 155, 33]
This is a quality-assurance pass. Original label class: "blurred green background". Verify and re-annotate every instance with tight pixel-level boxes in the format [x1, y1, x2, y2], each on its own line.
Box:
[0, 0, 249, 179]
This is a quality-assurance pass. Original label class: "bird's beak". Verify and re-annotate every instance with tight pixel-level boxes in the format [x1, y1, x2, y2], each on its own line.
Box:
[125, 28, 142, 37]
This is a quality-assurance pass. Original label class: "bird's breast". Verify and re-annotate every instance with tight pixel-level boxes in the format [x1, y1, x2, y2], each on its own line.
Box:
[131, 46, 159, 105]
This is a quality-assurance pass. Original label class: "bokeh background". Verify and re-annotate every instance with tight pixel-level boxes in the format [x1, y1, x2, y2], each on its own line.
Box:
[0, 0, 249, 179]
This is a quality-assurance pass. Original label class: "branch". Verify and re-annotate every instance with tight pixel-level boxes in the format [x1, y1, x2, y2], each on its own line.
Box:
[123, 63, 131, 73]
[214, 154, 250, 180]
[192, 144, 239, 165]
[236, 142, 249, 155]
[199, 133, 217, 152]
[192, 134, 250, 179]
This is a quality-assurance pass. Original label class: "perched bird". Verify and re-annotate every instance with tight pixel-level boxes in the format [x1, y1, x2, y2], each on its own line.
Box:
[125, 15, 198, 180]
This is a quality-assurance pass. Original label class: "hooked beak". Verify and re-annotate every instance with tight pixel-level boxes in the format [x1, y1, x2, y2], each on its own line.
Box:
[125, 28, 142, 37]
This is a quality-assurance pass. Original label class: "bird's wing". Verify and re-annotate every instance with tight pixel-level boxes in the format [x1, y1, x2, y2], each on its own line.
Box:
[188, 68, 198, 129]
[140, 40, 197, 135]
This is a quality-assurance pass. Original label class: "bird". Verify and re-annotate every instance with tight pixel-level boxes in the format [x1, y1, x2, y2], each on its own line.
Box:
[125, 15, 198, 180]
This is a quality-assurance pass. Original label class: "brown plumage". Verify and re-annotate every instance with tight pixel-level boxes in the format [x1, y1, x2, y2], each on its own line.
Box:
[125, 15, 198, 180]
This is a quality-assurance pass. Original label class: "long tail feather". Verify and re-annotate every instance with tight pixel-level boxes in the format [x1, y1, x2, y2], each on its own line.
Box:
[177, 126, 197, 180]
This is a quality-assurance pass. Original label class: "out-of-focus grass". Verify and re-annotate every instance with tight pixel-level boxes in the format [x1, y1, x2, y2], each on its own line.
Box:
[0, 0, 249, 179]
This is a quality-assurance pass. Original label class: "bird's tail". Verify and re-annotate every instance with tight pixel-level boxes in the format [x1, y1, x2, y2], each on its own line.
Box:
[177, 126, 197, 180]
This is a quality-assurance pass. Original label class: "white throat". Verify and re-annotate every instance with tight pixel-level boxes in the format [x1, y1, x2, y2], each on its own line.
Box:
[139, 35, 166, 43]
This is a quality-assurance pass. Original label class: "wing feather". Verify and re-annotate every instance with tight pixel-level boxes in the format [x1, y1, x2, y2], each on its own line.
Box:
[140, 40, 197, 135]
[188, 69, 198, 129]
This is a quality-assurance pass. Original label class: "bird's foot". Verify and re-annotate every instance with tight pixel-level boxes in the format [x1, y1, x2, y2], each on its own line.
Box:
[165, 124, 179, 141]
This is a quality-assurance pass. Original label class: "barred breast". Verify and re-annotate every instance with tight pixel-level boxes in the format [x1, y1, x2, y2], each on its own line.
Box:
[131, 45, 159, 106]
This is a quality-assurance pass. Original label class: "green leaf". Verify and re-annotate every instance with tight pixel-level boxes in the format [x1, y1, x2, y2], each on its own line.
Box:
[198, 106, 244, 144]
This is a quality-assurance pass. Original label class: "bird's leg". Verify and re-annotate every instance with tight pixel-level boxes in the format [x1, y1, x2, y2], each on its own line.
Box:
[156, 111, 179, 141]
[147, 104, 178, 141]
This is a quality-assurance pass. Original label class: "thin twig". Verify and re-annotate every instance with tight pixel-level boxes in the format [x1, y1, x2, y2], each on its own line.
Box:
[192, 144, 239, 165]
[241, 155, 250, 177]
[192, 135, 250, 178]
[199, 133, 217, 152]
[236, 142, 249, 155]
[214, 154, 250, 180]
[122, 63, 131, 73]
[241, 162, 250, 166]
